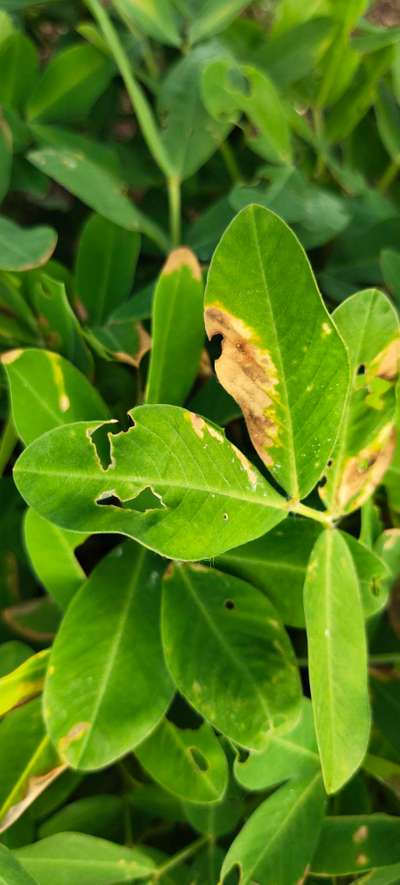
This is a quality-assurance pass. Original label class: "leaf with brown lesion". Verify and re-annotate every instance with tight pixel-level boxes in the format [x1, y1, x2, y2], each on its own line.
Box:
[319, 288, 400, 517]
[204, 304, 280, 468]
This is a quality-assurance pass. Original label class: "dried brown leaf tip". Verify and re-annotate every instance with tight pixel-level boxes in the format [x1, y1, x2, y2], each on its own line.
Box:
[162, 247, 201, 281]
[0, 762, 66, 832]
[114, 323, 151, 368]
[204, 304, 279, 467]
[332, 423, 396, 514]
[368, 337, 400, 381]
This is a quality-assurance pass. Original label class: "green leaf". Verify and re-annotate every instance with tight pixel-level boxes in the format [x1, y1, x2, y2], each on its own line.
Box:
[234, 698, 320, 791]
[0, 642, 32, 678]
[157, 45, 232, 180]
[43, 542, 173, 770]
[31, 276, 93, 375]
[0, 698, 65, 833]
[381, 248, 400, 308]
[87, 318, 150, 369]
[24, 510, 87, 611]
[161, 563, 301, 750]
[357, 864, 400, 884]
[375, 83, 400, 165]
[74, 213, 140, 325]
[0, 115, 12, 205]
[311, 814, 400, 876]
[183, 777, 244, 838]
[146, 248, 204, 405]
[304, 528, 371, 794]
[13, 833, 155, 884]
[325, 47, 394, 144]
[13, 405, 287, 560]
[202, 60, 292, 165]
[216, 518, 320, 628]
[371, 674, 400, 757]
[320, 289, 400, 516]
[27, 147, 168, 251]
[0, 649, 49, 716]
[204, 204, 350, 498]
[0, 33, 38, 112]
[189, 0, 251, 44]
[113, 0, 181, 47]
[219, 773, 326, 885]
[135, 719, 228, 804]
[27, 44, 114, 125]
[0, 218, 56, 273]
[0, 845, 37, 885]
[2, 348, 109, 445]
[38, 794, 123, 840]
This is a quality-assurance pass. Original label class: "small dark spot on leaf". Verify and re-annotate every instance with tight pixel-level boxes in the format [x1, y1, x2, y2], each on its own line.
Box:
[319, 476, 327, 488]
[224, 599, 235, 610]
[357, 364, 366, 375]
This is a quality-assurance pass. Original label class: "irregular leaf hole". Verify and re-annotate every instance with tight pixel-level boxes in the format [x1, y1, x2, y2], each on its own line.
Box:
[357, 364, 366, 375]
[319, 476, 327, 488]
[189, 747, 209, 772]
[224, 599, 235, 610]
[124, 487, 164, 512]
[96, 492, 123, 508]
[89, 422, 117, 470]
[223, 512, 229, 521]
[327, 458, 333, 467]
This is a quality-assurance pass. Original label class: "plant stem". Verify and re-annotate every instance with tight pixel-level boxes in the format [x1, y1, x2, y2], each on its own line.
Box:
[168, 175, 181, 247]
[0, 416, 17, 476]
[219, 140, 242, 183]
[85, 0, 171, 177]
[289, 500, 334, 527]
[312, 106, 326, 178]
[297, 653, 400, 668]
[378, 159, 399, 194]
[152, 836, 209, 880]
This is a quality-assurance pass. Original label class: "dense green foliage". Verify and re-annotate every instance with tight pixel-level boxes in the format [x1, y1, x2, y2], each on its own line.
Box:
[1, 1, 400, 883]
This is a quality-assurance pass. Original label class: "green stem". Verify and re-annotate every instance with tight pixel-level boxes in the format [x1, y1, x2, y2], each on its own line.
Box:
[168, 175, 181, 248]
[85, 0, 171, 177]
[219, 140, 242, 183]
[152, 836, 209, 880]
[0, 416, 17, 476]
[289, 500, 334, 527]
[312, 107, 326, 179]
[378, 159, 399, 194]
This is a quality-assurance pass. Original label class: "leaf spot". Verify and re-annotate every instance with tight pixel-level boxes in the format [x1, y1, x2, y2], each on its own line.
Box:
[205, 304, 280, 466]
[353, 825, 368, 843]
[321, 322, 332, 336]
[356, 854, 369, 866]
[0, 349, 23, 365]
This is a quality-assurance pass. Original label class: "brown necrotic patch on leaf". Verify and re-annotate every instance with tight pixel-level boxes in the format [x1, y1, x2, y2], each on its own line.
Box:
[163, 246, 201, 281]
[369, 337, 400, 382]
[204, 304, 279, 468]
[333, 423, 396, 514]
[58, 721, 90, 757]
[0, 762, 67, 833]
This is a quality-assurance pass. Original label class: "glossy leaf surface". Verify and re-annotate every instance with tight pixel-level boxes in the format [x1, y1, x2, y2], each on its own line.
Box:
[3, 348, 109, 445]
[146, 248, 204, 406]
[304, 529, 371, 793]
[204, 204, 350, 498]
[13, 406, 287, 560]
[161, 564, 301, 749]
[43, 542, 173, 769]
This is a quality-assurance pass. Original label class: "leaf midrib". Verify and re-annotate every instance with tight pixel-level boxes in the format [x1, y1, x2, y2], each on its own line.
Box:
[177, 566, 275, 734]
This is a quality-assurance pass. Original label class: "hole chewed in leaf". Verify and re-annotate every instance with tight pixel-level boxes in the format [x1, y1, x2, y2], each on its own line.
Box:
[205, 305, 279, 468]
